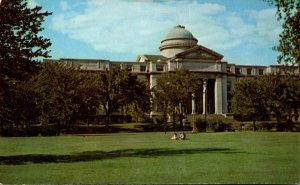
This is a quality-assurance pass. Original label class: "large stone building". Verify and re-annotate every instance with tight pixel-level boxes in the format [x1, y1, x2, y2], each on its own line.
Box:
[46, 25, 298, 116]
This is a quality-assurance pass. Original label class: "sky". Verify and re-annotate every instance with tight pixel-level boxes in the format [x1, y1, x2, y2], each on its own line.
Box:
[32, 0, 282, 66]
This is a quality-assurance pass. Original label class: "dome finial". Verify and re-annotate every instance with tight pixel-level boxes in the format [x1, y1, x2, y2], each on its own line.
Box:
[176, 25, 185, 29]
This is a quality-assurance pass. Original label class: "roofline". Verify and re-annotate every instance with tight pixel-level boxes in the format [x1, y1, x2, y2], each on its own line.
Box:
[171, 45, 224, 60]
[160, 37, 198, 44]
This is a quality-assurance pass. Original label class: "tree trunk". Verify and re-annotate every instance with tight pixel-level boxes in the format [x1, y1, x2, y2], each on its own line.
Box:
[163, 110, 168, 134]
[0, 118, 3, 135]
[192, 114, 199, 133]
[105, 112, 111, 132]
[172, 110, 176, 131]
[179, 113, 183, 131]
[275, 112, 281, 131]
[57, 121, 61, 136]
[252, 120, 256, 131]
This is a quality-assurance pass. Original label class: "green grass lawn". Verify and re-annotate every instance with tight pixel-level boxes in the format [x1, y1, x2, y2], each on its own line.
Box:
[0, 132, 299, 184]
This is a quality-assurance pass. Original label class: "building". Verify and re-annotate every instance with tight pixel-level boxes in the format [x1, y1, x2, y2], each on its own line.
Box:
[46, 25, 299, 116]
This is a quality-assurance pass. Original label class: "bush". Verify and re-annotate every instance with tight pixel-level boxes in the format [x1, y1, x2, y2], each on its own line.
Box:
[40, 124, 57, 136]
[206, 115, 230, 132]
[291, 122, 300, 132]
[194, 117, 206, 132]
[26, 125, 40, 136]
[1, 126, 36, 137]
[188, 114, 241, 132]
[1, 127, 19, 137]
[276, 121, 300, 131]
[152, 115, 166, 125]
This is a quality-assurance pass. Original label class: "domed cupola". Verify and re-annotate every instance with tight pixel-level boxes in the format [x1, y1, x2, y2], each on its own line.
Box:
[159, 25, 198, 58]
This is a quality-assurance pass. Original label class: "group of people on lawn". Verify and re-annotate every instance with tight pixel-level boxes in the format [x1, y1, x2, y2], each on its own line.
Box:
[170, 132, 186, 140]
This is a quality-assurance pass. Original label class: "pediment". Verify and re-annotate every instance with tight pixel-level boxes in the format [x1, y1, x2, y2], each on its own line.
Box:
[174, 45, 223, 60]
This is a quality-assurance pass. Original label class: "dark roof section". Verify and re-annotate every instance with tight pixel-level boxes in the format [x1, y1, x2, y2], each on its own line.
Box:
[174, 45, 224, 60]
[137, 55, 168, 62]
[59, 58, 110, 63]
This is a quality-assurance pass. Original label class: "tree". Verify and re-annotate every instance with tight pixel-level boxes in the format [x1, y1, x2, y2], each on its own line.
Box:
[266, 0, 300, 66]
[73, 72, 103, 126]
[263, 74, 300, 129]
[232, 75, 300, 131]
[97, 67, 150, 130]
[0, 0, 52, 81]
[33, 61, 80, 135]
[125, 80, 151, 123]
[231, 77, 268, 131]
[153, 69, 202, 131]
[0, 0, 51, 133]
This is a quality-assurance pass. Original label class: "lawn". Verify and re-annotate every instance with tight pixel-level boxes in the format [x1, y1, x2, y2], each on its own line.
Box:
[0, 132, 299, 184]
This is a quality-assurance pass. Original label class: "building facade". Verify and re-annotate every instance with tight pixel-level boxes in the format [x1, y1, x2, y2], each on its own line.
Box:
[46, 25, 299, 116]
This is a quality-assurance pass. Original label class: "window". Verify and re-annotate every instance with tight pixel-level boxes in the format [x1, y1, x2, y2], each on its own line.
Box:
[247, 68, 252, 75]
[126, 65, 132, 71]
[226, 66, 231, 73]
[111, 64, 119, 69]
[156, 65, 164, 71]
[227, 82, 231, 94]
[140, 65, 146, 72]
[259, 69, 264, 75]
[235, 68, 240, 74]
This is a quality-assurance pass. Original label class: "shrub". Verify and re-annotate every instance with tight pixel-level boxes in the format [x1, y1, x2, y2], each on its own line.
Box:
[194, 117, 206, 132]
[206, 115, 229, 132]
[26, 125, 40, 136]
[40, 124, 57, 136]
[188, 114, 241, 132]
[1, 127, 30, 137]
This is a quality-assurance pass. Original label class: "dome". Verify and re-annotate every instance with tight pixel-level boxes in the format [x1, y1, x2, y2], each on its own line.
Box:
[159, 25, 198, 58]
[165, 25, 198, 41]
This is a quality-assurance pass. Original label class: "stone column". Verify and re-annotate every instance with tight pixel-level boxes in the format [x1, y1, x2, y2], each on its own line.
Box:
[203, 79, 207, 115]
[191, 93, 196, 114]
[149, 74, 157, 117]
[222, 75, 228, 113]
[149, 62, 156, 72]
[214, 76, 223, 114]
[120, 63, 124, 70]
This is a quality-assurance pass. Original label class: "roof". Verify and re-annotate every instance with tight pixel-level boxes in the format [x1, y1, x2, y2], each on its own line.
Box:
[174, 45, 224, 60]
[163, 25, 198, 42]
[137, 55, 168, 62]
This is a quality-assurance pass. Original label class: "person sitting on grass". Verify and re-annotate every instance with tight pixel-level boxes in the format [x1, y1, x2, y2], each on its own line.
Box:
[178, 132, 186, 140]
[171, 133, 177, 140]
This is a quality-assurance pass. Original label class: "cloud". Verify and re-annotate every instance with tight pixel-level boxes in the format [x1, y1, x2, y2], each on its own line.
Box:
[49, 0, 281, 61]
[247, 8, 282, 45]
[196, 2, 226, 15]
[59, 1, 70, 11]
[27, 0, 39, 8]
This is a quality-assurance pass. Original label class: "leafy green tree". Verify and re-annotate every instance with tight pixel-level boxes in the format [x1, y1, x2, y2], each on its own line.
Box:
[261, 75, 287, 125]
[232, 75, 300, 131]
[97, 67, 149, 130]
[231, 77, 268, 131]
[0, 0, 51, 133]
[153, 69, 202, 131]
[33, 61, 80, 135]
[266, 0, 300, 66]
[0, 0, 51, 81]
[125, 80, 151, 123]
[284, 75, 300, 122]
[12, 79, 39, 127]
[73, 72, 103, 125]
[263, 75, 300, 128]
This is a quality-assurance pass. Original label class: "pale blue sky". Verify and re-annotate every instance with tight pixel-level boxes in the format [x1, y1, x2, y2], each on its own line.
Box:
[32, 0, 282, 65]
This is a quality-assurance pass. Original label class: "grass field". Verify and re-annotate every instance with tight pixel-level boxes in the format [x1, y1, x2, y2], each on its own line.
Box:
[0, 131, 299, 184]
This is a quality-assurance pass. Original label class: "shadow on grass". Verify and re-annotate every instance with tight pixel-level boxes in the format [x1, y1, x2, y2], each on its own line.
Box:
[0, 148, 244, 165]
